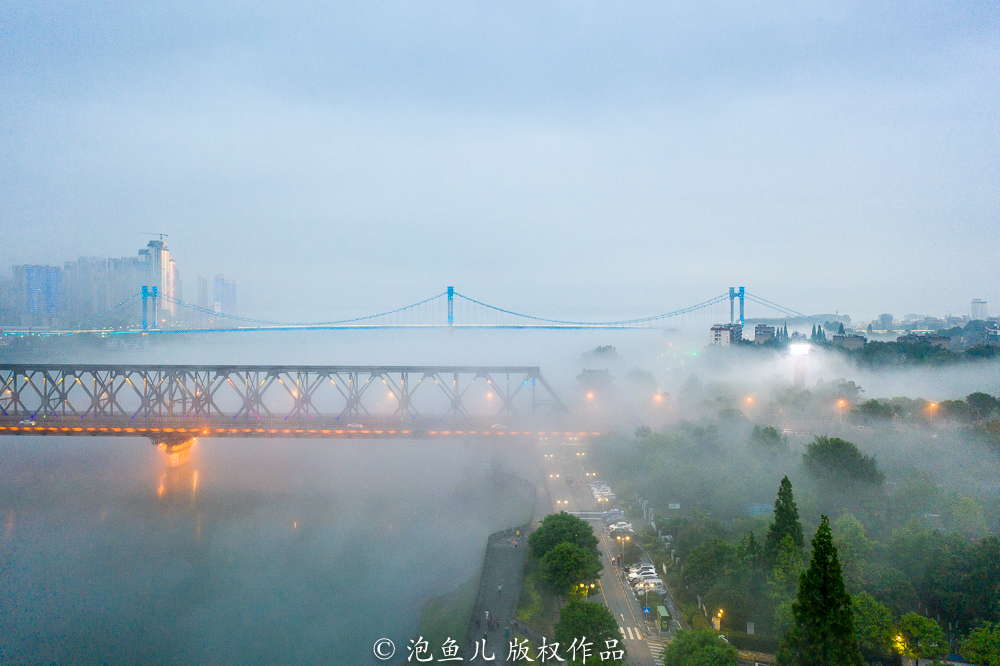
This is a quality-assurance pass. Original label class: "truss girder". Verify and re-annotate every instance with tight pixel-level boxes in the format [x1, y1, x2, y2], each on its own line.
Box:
[0, 365, 565, 428]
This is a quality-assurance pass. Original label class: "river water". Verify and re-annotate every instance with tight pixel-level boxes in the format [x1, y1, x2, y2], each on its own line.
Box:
[0, 434, 533, 665]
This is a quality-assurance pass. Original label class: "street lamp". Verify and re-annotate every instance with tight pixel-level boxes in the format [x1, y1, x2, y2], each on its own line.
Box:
[837, 399, 846, 426]
[746, 397, 753, 418]
[616, 534, 630, 568]
[929, 402, 938, 423]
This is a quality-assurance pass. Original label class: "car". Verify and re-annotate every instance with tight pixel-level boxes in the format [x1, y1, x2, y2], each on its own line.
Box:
[629, 570, 660, 581]
[491, 423, 507, 429]
[18, 419, 36, 426]
[633, 578, 663, 591]
[346, 423, 364, 429]
[629, 563, 655, 573]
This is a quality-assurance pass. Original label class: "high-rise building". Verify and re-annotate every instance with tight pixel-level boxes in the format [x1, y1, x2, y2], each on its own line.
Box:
[213, 274, 236, 315]
[972, 299, 987, 321]
[197, 275, 209, 309]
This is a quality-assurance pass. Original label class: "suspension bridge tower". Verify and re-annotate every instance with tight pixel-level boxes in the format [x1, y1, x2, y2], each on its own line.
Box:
[729, 287, 745, 327]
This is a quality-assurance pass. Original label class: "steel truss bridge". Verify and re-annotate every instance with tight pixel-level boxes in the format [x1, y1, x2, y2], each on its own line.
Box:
[0, 285, 818, 335]
[0, 365, 588, 456]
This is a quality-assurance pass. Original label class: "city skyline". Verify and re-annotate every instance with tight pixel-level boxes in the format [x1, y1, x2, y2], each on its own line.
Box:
[2, 3, 998, 320]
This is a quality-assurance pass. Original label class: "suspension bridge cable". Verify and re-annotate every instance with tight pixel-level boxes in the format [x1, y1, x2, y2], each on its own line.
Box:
[451, 292, 729, 326]
[85, 291, 143, 324]
[159, 291, 449, 327]
[744, 293, 817, 320]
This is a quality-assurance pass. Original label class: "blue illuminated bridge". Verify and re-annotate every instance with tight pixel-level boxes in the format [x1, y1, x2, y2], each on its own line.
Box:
[0, 285, 816, 335]
[0, 364, 591, 463]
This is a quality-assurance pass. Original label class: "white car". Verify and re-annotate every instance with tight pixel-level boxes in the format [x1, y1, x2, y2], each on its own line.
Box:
[633, 578, 663, 592]
[628, 570, 657, 582]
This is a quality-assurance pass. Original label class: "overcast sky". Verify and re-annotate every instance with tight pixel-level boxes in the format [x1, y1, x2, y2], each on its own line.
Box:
[2, 1, 998, 321]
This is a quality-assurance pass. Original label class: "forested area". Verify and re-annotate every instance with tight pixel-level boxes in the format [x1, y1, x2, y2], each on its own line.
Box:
[589, 400, 1000, 663]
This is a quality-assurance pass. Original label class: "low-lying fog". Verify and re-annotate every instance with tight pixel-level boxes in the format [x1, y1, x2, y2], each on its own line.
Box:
[0, 435, 534, 664]
[2, 327, 998, 663]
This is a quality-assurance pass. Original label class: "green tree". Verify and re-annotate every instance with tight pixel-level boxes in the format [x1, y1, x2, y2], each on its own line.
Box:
[960, 622, 1000, 666]
[750, 425, 786, 449]
[554, 600, 625, 665]
[897, 613, 947, 661]
[764, 476, 804, 564]
[776, 516, 863, 666]
[851, 592, 895, 665]
[803, 436, 885, 487]
[540, 542, 602, 598]
[768, 535, 805, 636]
[529, 511, 600, 560]
[682, 538, 735, 595]
[967, 392, 998, 421]
[832, 514, 872, 592]
[662, 629, 738, 666]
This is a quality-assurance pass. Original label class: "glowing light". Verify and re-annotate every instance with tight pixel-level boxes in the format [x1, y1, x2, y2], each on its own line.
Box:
[717, 609, 723, 618]
[790, 343, 811, 356]
[587, 392, 594, 399]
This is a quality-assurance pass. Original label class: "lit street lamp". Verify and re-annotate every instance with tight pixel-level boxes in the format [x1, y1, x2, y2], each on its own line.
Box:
[837, 399, 846, 426]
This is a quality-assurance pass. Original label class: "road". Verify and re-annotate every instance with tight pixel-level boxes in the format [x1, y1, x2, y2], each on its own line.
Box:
[541, 441, 662, 666]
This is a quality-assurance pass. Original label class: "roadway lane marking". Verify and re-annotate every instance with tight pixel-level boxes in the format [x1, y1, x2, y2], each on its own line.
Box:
[619, 627, 625, 636]
[626, 627, 635, 640]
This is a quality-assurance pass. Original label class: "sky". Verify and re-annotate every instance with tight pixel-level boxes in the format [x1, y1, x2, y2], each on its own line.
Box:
[1, 1, 998, 322]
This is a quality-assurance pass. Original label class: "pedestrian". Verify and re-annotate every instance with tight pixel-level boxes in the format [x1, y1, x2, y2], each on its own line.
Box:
[486, 610, 491, 623]
[498, 584, 502, 596]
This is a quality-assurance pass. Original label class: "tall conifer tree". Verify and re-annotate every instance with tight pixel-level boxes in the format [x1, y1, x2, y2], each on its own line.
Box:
[764, 476, 804, 564]
[776, 516, 864, 666]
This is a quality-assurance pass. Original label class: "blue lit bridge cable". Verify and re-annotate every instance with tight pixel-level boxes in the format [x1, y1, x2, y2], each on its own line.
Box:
[86, 291, 144, 325]
[451, 292, 730, 327]
[744, 293, 817, 321]
[159, 291, 449, 328]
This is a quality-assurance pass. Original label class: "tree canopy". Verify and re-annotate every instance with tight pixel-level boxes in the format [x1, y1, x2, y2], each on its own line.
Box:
[776, 516, 863, 666]
[803, 437, 885, 487]
[529, 511, 600, 560]
[764, 476, 804, 564]
[960, 622, 1000, 666]
[662, 629, 738, 666]
[553, 600, 624, 665]
[540, 542, 602, 598]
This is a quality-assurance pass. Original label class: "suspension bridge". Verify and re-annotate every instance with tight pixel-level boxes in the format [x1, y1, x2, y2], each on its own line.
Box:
[1, 286, 817, 335]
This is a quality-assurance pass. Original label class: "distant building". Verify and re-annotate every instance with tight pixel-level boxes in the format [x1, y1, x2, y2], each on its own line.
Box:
[972, 299, 987, 321]
[213, 274, 237, 315]
[711, 323, 742, 346]
[197, 275, 209, 309]
[754, 324, 775, 344]
[896, 333, 951, 349]
[832, 334, 866, 350]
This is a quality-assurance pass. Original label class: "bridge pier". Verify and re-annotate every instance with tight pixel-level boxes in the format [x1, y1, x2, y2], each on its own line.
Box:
[152, 434, 197, 468]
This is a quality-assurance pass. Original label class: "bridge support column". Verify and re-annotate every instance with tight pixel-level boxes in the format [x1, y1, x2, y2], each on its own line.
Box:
[141, 286, 149, 331]
[151, 286, 158, 330]
[151, 434, 196, 467]
[447, 286, 454, 326]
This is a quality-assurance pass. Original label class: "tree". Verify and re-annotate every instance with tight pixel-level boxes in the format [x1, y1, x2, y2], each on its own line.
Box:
[838, 323, 846, 335]
[750, 425, 786, 449]
[529, 512, 600, 560]
[540, 542, 602, 598]
[967, 392, 998, 421]
[960, 622, 1000, 666]
[554, 600, 625, 665]
[832, 514, 872, 592]
[803, 437, 885, 487]
[634, 425, 652, 439]
[662, 629, 738, 666]
[682, 538, 735, 595]
[776, 516, 864, 666]
[896, 613, 947, 661]
[851, 592, 895, 665]
[764, 476, 804, 564]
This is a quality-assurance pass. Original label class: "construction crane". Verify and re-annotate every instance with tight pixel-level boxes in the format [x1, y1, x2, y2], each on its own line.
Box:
[140, 232, 169, 242]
